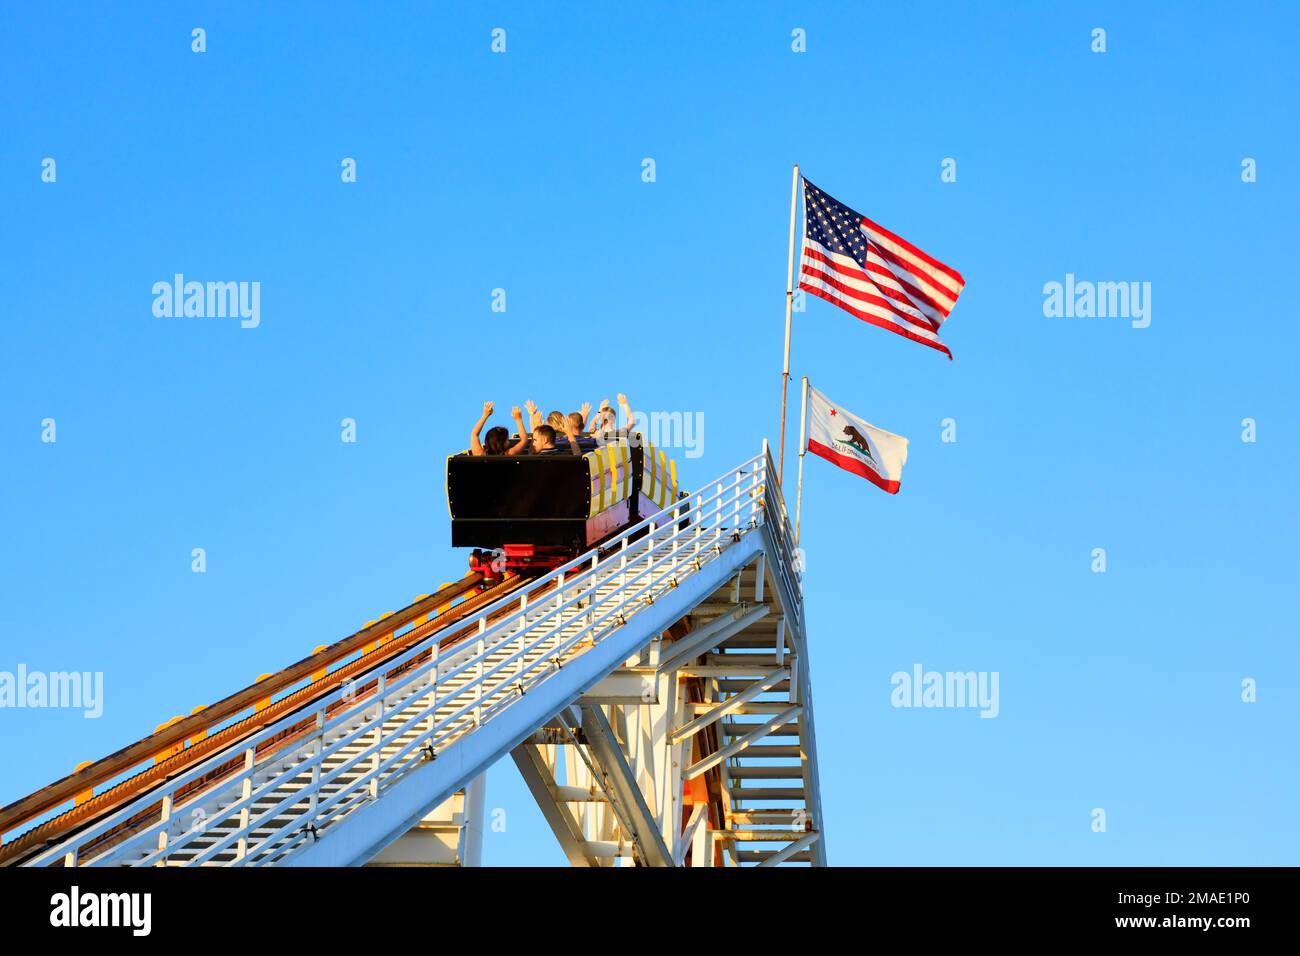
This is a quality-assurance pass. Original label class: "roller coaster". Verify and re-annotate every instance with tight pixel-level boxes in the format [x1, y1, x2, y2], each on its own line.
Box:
[0, 440, 824, 867]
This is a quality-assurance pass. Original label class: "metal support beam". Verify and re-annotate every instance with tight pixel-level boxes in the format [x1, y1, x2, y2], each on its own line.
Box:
[684, 704, 802, 780]
[674, 803, 706, 865]
[658, 604, 771, 674]
[669, 668, 788, 745]
[582, 669, 658, 704]
[756, 830, 821, 867]
[578, 704, 674, 867]
[510, 744, 595, 868]
[459, 773, 486, 866]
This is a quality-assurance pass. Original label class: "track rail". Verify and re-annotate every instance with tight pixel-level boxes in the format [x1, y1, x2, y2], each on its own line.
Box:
[3, 448, 817, 867]
[0, 574, 531, 866]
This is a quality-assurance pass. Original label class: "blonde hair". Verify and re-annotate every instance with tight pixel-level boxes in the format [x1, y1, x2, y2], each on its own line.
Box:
[547, 411, 566, 430]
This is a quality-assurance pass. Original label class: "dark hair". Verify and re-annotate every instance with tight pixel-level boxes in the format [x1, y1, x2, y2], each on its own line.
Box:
[534, 424, 556, 442]
[484, 426, 510, 455]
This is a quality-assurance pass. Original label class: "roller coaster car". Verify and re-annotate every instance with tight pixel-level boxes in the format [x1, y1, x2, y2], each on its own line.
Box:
[447, 431, 682, 581]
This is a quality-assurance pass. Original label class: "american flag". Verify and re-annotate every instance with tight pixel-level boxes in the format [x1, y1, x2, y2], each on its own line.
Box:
[799, 178, 965, 359]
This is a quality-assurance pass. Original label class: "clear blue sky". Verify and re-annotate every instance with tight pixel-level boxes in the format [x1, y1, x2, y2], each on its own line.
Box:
[2, 2, 1296, 865]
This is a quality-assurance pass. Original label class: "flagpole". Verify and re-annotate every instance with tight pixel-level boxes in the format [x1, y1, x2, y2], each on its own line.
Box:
[778, 163, 800, 489]
[795, 375, 808, 547]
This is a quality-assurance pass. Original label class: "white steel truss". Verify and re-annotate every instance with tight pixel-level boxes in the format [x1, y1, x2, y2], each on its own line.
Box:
[21, 445, 824, 868]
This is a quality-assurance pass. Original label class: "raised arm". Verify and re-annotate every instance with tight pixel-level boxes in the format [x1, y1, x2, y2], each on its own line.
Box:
[589, 398, 613, 435]
[470, 401, 493, 456]
[579, 401, 592, 429]
[617, 393, 635, 433]
[561, 415, 583, 455]
[525, 399, 542, 431]
[507, 406, 530, 455]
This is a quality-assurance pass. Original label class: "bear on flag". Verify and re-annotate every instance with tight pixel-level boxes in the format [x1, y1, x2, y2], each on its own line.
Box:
[805, 385, 909, 495]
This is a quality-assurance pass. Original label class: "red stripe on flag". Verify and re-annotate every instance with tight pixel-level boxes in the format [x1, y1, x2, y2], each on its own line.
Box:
[802, 248, 941, 331]
[807, 438, 901, 494]
[801, 262, 937, 335]
[858, 214, 966, 288]
[862, 243, 956, 318]
[799, 275, 954, 359]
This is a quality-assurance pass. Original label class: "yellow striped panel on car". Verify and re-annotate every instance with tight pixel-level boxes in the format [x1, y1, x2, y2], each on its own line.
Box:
[585, 440, 630, 517]
[657, 448, 672, 508]
[639, 443, 678, 510]
[611, 441, 631, 505]
[643, 440, 658, 505]
[603, 444, 617, 510]
[587, 450, 605, 517]
[641, 441, 678, 510]
[618, 441, 630, 501]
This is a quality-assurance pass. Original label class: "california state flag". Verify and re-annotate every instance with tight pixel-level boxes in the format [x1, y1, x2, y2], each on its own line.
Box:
[805, 385, 909, 494]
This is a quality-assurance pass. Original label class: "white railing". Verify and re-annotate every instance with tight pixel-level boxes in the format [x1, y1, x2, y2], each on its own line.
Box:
[759, 444, 803, 615]
[31, 448, 797, 867]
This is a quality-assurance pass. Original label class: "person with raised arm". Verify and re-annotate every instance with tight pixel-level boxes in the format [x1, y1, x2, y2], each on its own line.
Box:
[507, 406, 530, 455]
[470, 401, 528, 456]
[567, 401, 592, 438]
[617, 393, 639, 440]
[588, 399, 617, 438]
[525, 399, 543, 431]
[559, 412, 585, 455]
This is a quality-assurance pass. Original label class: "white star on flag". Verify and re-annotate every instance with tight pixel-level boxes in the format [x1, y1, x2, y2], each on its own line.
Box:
[798, 178, 965, 359]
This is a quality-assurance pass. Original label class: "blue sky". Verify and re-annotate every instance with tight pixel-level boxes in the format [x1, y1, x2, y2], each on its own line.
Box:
[1, 1, 1296, 865]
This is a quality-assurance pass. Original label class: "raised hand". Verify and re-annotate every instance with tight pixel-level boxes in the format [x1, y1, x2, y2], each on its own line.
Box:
[580, 401, 592, 419]
[483, 401, 494, 416]
[511, 406, 523, 419]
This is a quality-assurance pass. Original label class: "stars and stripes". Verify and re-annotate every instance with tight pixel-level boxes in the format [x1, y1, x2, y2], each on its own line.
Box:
[798, 178, 965, 359]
